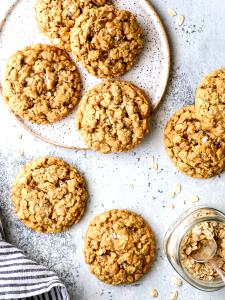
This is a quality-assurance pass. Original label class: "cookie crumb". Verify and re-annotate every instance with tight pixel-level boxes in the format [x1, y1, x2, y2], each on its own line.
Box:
[168, 8, 177, 17]
[177, 15, 185, 26]
[170, 290, 178, 300]
[150, 288, 158, 298]
[172, 277, 182, 287]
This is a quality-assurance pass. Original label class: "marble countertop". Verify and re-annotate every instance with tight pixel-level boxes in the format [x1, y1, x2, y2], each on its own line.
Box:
[0, 0, 225, 299]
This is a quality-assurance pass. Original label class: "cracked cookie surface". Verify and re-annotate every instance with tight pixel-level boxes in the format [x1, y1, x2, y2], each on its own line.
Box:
[3, 44, 81, 124]
[84, 209, 155, 285]
[12, 156, 88, 233]
[71, 5, 143, 78]
[164, 105, 225, 178]
[76, 80, 151, 153]
[195, 69, 225, 134]
[35, 0, 112, 51]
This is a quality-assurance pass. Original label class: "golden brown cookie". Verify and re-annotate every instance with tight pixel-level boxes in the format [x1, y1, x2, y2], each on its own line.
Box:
[195, 69, 225, 134]
[12, 157, 88, 233]
[3, 44, 81, 124]
[35, 0, 112, 51]
[76, 80, 151, 153]
[164, 105, 225, 178]
[71, 5, 143, 78]
[84, 209, 155, 285]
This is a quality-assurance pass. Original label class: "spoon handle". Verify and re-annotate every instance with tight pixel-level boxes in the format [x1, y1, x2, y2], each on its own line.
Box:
[209, 259, 225, 284]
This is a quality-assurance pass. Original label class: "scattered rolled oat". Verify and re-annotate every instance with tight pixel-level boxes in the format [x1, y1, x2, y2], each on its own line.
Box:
[150, 193, 156, 201]
[168, 184, 182, 199]
[174, 184, 182, 194]
[189, 195, 200, 203]
[177, 15, 185, 26]
[18, 148, 24, 157]
[150, 156, 158, 172]
[167, 204, 175, 209]
[150, 288, 158, 298]
[168, 8, 177, 17]
[170, 290, 178, 300]
[172, 277, 182, 287]
[169, 191, 176, 199]
[187, 27, 193, 33]
[153, 163, 158, 171]
[16, 133, 22, 140]
[129, 183, 134, 189]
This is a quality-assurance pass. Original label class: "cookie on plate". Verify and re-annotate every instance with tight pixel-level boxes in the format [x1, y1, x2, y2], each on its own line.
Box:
[35, 0, 112, 51]
[84, 209, 155, 285]
[195, 69, 225, 134]
[3, 44, 81, 124]
[164, 105, 225, 178]
[12, 156, 88, 233]
[71, 5, 143, 78]
[76, 80, 151, 153]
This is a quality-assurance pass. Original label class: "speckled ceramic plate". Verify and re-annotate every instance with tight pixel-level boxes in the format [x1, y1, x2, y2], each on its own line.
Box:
[0, 0, 170, 150]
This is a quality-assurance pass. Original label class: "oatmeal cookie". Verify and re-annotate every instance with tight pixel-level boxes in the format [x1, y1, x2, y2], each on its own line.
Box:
[3, 44, 81, 124]
[35, 0, 112, 51]
[195, 69, 225, 134]
[76, 80, 151, 153]
[71, 5, 143, 78]
[164, 105, 225, 178]
[12, 156, 88, 233]
[84, 209, 155, 285]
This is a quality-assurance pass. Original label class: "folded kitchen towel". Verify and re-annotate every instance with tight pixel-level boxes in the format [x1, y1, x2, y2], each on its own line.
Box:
[0, 220, 70, 300]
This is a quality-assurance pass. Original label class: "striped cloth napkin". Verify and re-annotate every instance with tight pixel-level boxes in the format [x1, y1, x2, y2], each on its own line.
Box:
[0, 220, 70, 300]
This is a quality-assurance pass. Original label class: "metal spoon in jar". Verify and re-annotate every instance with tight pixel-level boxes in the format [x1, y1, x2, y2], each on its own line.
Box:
[191, 238, 225, 283]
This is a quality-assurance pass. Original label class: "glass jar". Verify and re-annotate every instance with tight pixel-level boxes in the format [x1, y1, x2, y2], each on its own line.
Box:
[164, 206, 225, 292]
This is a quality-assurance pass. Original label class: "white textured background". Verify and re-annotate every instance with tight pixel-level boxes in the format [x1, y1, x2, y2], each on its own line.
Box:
[0, 1, 225, 299]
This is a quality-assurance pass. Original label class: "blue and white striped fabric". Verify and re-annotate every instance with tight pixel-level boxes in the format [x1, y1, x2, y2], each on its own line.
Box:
[0, 224, 69, 300]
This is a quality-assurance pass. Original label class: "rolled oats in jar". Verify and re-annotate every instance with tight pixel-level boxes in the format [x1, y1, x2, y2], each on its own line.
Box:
[164, 207, 225, 291]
